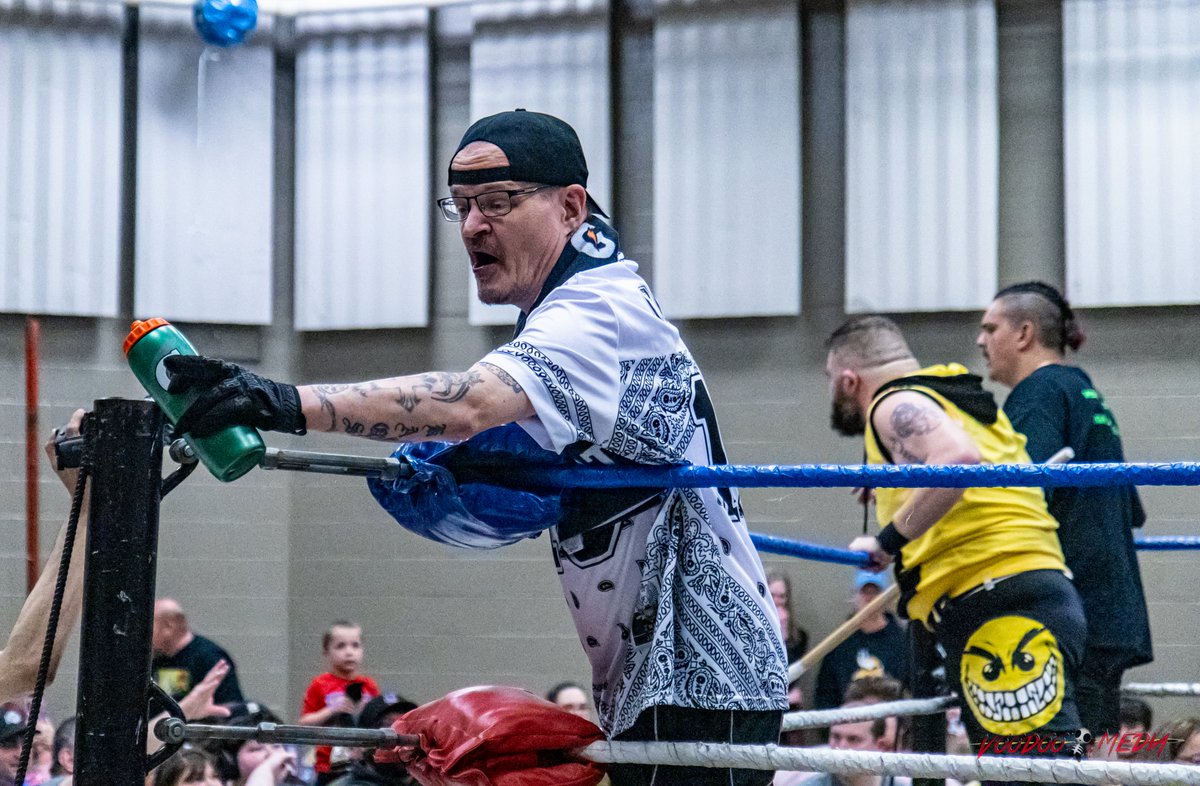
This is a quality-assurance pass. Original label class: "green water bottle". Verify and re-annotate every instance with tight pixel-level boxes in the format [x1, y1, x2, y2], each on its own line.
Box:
[124, 318, 265, 482]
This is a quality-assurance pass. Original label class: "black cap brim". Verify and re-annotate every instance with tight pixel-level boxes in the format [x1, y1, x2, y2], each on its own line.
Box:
[586, 193, 609, 218]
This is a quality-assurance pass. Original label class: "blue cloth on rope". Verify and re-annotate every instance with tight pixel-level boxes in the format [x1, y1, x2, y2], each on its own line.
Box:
[512, 461, 1200, 490]
[368, 424, 564, 549]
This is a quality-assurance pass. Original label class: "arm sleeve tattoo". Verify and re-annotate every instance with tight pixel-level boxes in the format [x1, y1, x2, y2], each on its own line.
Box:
[309, 368, 499, 440]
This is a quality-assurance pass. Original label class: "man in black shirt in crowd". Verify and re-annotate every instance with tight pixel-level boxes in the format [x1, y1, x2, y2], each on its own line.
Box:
[976, 281, 1152, 737]
[813, 571, 909, 711]
[152, 598, 245, 704]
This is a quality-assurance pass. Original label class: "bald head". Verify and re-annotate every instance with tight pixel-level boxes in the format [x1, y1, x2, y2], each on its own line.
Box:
[152, 598, 192, 656]
[825, 315, 916, 371]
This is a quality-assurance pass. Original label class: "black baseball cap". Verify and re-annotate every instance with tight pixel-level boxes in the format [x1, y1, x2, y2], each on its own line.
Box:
[0, 705, 27, 744]
[357, 693, 417, 729]
[219, 701, 280, 725]
[449, 108, 608, 217]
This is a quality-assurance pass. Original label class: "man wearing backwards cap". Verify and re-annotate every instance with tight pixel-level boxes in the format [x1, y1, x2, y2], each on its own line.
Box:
[0, 705, 29, 786]
[168, 109, 789, 785]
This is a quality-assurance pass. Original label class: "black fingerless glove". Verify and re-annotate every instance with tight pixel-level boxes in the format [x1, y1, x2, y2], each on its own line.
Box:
[876, 522, 910, 556]
[165, 355, 307, 439]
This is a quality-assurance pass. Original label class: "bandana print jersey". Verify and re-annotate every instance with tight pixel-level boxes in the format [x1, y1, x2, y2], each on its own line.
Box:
[483, 232, 788, 736]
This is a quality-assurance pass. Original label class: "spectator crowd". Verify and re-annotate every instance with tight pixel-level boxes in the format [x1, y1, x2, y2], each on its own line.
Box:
[4, 583, 1196, 786]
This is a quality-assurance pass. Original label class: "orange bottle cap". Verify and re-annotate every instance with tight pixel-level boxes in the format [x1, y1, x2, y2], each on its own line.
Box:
[123, 318, 171, 356]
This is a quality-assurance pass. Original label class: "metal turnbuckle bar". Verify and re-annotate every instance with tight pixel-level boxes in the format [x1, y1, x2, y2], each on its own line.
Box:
[259, 447, 412, 481]
[154, 717, 422, 749]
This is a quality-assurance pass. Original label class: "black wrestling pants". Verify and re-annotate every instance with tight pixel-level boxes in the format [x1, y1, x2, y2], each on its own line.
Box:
[608, 705, 782, 786]
[934, 569, 1087, 786]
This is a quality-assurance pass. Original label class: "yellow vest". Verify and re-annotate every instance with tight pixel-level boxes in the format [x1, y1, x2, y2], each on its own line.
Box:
[865, 364, 1067, 626]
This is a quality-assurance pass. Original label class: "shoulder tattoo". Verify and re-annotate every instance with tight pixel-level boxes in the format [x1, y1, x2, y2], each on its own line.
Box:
[890, 401, 942, 439]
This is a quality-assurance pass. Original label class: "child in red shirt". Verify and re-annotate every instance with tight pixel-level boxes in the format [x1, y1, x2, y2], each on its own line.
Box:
[298, 620, 379, 784]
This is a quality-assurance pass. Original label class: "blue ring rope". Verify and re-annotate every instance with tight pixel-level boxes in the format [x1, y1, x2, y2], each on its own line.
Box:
[1131, 535, 1200, 550]
[751, 533, 871, 567]
[750, 533, 1200, 567]
[519, 462, 1200, 490]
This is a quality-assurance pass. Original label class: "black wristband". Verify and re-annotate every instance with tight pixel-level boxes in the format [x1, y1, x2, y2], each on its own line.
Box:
[279, 384, 307, 435]
[876, 522, 909, 556]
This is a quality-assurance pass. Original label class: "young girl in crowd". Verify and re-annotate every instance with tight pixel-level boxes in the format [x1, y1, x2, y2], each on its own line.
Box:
[152, 748, 222, 786]
[232, 740, 298, 786]
[299, 621, 379, 785]
[206, 706, 299, 786]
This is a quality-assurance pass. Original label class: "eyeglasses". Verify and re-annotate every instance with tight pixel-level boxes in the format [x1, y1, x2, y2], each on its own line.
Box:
[436, 185, 552, 222]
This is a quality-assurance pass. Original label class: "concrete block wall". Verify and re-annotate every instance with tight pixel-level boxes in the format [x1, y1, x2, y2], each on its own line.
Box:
[2, 0, 1197, 738]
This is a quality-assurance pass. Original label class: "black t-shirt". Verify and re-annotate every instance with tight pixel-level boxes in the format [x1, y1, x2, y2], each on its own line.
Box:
[328, 762, 414, 786]
[151, 634, 245, 704]
[1003, 364, 1152, 665]
[813, 614, 909, 709]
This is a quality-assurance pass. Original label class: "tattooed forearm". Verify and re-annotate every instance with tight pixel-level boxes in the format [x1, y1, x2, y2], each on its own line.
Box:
[479, 361, 523, 394]
[341, 419, 444, 441]
[395, 389, 421, 413]
[426, 370, 483, 403]
[303, 368, 487, 441]
[313, 384, 351, 430]
[392, 370, 485, 412]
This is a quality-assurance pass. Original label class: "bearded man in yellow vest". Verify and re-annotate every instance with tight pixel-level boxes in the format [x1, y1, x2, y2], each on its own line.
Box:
[824, 315, 1087, 761]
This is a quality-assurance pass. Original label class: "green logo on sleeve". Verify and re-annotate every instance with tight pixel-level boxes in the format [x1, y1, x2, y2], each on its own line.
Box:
[1082, 389, 1119, 436]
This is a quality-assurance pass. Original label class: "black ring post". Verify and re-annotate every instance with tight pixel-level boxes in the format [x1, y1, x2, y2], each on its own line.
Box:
[75, 399, 164, 785]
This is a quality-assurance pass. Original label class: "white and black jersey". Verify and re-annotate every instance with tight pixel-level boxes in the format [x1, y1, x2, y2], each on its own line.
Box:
[483, 222, 788, 737]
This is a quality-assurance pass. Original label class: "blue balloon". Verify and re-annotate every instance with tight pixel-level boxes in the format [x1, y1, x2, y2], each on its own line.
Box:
[192, 0, 258, 48]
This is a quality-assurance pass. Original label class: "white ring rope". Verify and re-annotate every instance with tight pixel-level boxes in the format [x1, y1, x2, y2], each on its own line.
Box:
[1123, 682, 1200, 697]
[781, 695, 957, 732]
[577, 741, 1200, 785]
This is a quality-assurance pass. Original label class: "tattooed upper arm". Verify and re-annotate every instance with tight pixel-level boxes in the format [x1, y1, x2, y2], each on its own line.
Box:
[479, 361, 524, 395]
[424, 370, 483, 404]
[881, 395, 945, 465]
[890, 401, 942, 439]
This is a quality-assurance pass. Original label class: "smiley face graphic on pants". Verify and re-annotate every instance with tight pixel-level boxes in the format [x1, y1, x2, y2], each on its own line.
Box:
[960, 616, 1064, 735]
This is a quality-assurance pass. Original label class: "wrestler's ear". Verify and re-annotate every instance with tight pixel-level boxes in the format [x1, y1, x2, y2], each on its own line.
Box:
[839, 369, 861, 395]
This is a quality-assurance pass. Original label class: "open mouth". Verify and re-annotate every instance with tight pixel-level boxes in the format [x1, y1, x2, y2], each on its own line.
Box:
[471, 251, 499, 270]
[966, 654, 1058, 723]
